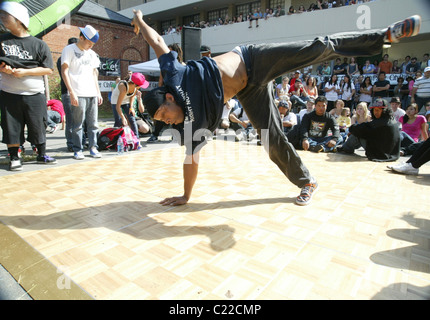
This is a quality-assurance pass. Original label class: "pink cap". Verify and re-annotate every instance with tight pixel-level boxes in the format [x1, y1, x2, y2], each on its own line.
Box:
[131, 72, 149, 89]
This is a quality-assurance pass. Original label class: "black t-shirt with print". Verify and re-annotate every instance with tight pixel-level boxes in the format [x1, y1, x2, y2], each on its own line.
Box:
[0, 33, 53, 69]
[158, 51, 224, 155]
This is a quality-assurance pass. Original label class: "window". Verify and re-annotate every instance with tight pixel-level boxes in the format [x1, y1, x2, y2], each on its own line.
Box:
[183, 14, 200, 27]
[269, 0, 284, 10]
[236, 1, 261, 17]
[161, 19, 176, 34]
[207, 7, 228, 23]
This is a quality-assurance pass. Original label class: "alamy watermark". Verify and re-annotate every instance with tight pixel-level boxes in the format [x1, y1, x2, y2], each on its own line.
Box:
[356, 5, 371, 30]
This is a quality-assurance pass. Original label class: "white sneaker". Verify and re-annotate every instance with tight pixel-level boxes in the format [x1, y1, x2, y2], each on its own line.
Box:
[392, 162, 419, 175]
[90, 147, 102, 158]
[387, 161, 405, 170]
[386, 15, 421, 43]
[73, 151, 85, 160]
[9, 159, 22, 171]
[235, 132, 245, 142]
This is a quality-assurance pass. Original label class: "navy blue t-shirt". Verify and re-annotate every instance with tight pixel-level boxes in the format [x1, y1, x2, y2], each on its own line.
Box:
[158, 51, 224, 155]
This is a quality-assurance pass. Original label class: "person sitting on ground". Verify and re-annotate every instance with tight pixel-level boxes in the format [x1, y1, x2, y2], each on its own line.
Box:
[278, 100, 297, 134]
[289, 78, 308, 112]
[304, 76, 318, 101]
[338, 98, 400, 162]
[298, 99, 315, 123]
[46, 99, 65, 134]
[399, 102, 428, 148]
[276, 76, 290, 102]
[300, 96, 342, 153]
[337, 107, 352, 132]
[329, 99, 345, 119]
[229, 103, 256, 141]
[218, 98, 236, 133]
[351, 102, 372, 125]
[390, 96, 406, 126]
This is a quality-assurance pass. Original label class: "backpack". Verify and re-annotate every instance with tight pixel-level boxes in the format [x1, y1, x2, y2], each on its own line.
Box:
[98, 127, 124, 150]
[121, 126, 140, 151]
[97, 127, 140, 151]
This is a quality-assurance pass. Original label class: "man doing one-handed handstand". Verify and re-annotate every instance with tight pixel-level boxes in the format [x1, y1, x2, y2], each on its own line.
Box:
[131, 10, 420, 206]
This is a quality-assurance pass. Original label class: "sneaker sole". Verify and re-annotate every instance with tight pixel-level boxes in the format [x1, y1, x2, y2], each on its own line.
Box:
[392, 167, 419, 175]
[388, 15, 421, 42]
[37, 160, 58, 164]
[295, 184, 319, 206]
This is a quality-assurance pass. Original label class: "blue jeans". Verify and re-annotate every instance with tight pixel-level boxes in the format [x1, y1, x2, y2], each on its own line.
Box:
[307, 136, 343, 152]
[119, 104, 139, 138]
[341, 134, 367, 153]
[111, 103, 122, 127]
[71, 97, 98, 152]
[47, 110, 61, 128]
[62, 93, 73, 149]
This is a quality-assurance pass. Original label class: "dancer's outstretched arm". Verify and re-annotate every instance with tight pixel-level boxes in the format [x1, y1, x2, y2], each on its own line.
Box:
[131, 9, 170, 58]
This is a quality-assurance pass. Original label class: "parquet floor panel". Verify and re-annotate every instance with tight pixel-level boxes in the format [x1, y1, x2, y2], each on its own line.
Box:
[0, 139, 429, 299]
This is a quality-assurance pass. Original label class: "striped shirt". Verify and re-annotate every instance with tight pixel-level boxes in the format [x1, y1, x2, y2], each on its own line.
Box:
[413, 76, 430, 98]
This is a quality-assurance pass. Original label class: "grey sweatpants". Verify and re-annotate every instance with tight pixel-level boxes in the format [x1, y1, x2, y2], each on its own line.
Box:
[235, 30, 385, 188]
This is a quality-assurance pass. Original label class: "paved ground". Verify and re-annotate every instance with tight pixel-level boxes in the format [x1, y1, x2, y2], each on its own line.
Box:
[0, 119, 178, 176]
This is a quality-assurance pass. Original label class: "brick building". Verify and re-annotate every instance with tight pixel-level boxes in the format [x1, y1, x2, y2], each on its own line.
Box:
[42, 0, 150, 114]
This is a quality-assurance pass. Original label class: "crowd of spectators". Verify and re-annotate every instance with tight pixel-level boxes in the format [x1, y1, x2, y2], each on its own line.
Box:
[219, 50, 429, 168]
[163, 0, 378, 34]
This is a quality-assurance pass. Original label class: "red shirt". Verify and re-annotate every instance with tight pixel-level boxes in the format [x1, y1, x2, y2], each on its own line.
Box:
[47, 99, 65, 122]
[379, 61, 393, 74]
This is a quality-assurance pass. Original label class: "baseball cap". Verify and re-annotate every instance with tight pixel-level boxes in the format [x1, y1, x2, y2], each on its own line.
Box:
[369, 98, 388, 108]
[200, 45, 211, 53]
[79, 25, 99, 43]
[278, 100, 289, 108]
[424, 66, 430, 73]
[131, 72, 149, 89]
[142, 87, 167, 118]
[390, 97, 401, 104]
[0, 1, 29, 28]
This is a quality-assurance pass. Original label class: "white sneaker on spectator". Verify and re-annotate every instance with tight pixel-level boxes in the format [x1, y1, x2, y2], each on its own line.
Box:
[392, 162, 419, 175]
[235, 132, 245, 142]
[73, 151, 85, 160]
[387, 161, 405, 170]
[90, 147, 102, 158]
[9, 159, 22, 171]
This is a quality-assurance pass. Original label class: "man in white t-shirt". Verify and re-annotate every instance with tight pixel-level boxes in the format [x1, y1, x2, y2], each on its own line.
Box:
[390, 97, 405, 128]
[61, 25, 103, 160]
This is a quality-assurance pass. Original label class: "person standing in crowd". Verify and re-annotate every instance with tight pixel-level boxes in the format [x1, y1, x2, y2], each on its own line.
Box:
[61, 25, 103, 160]
[411, 66, 430, 114]
[372, 71, 391, 103]
[57, 37, 78, 151]
[0, 1, 57, 171]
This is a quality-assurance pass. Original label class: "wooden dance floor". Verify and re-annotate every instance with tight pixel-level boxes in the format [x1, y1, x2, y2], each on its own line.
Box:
[0, 138, 429, 300]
